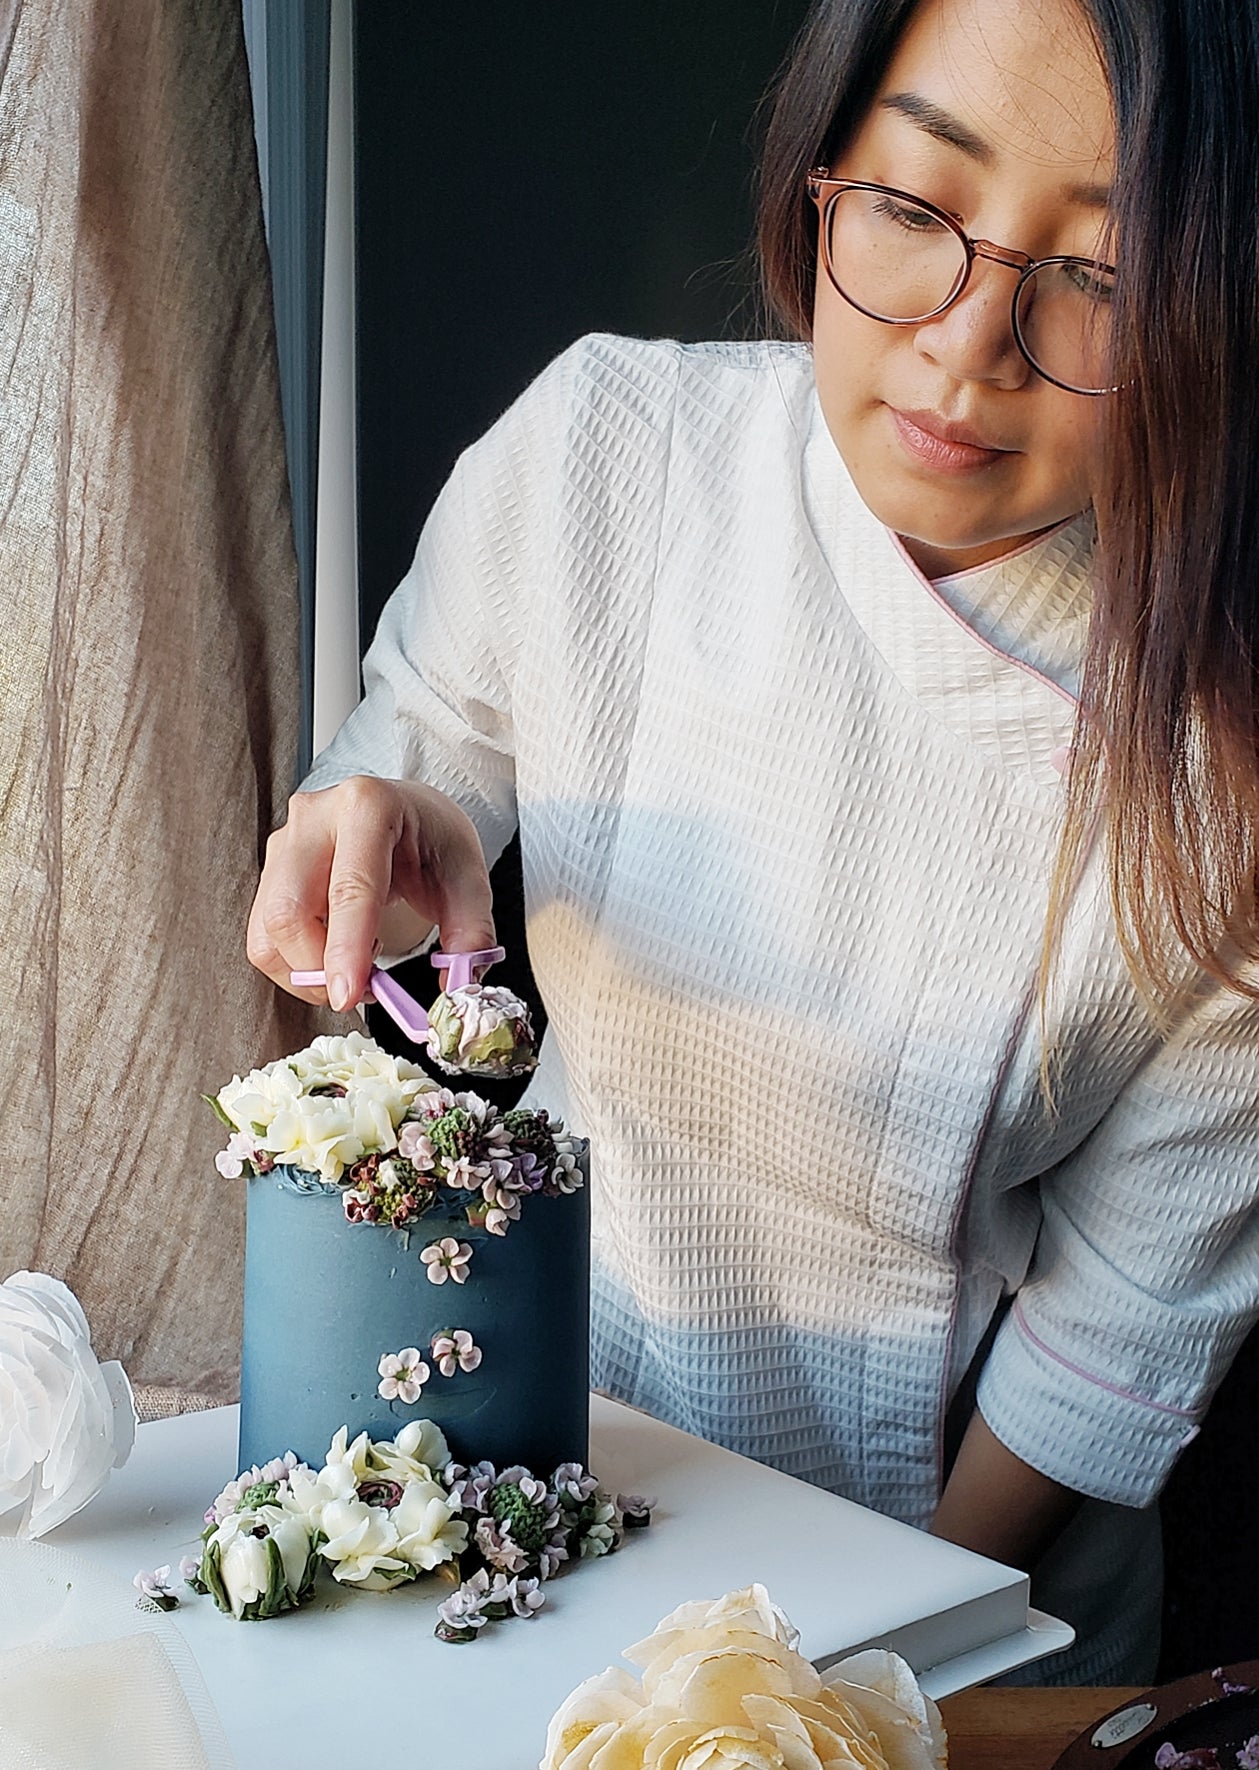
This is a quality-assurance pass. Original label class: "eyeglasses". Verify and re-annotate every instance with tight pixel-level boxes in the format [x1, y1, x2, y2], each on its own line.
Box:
[807, 172, 1117, 397]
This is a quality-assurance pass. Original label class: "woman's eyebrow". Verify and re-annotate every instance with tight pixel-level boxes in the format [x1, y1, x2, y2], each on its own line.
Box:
[880, 90, 1113, 208]
[879, 91, 993, 163]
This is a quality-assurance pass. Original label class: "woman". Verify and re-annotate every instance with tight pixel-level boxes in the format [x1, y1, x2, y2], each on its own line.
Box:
[248, 0, 1259, 1681]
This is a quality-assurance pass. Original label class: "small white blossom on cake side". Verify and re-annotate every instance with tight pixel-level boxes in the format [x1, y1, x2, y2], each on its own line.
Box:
[420, 1236, 473, 1284]
[377, 1348, 429, 1403]
[431, 1329, 482, 1376]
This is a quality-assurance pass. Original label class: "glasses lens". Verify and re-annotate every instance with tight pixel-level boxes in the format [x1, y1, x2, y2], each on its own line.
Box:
[825, 186, 967, 322]
[1015, 259, 1115, 394]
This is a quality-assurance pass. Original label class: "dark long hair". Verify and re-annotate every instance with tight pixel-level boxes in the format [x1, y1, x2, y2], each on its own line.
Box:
[758, 0, 1259, 1004]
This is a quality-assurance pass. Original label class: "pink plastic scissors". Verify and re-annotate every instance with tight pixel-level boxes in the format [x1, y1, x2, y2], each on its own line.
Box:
[290, 946, 506, 1042]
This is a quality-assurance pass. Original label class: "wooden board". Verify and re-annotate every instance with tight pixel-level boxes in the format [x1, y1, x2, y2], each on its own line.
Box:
[938, 1687, 1144, 1770]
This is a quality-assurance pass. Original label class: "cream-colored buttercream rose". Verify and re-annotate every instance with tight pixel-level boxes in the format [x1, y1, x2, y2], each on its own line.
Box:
[539, 1585, 946, 1770]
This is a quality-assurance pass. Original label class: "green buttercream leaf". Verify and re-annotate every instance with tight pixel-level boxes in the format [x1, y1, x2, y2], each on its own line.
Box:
[202, 1093, 235, 1130]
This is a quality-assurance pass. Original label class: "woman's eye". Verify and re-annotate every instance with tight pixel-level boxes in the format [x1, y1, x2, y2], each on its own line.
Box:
[1063, 259, 1115, 302]
[871, 195, 946, 234]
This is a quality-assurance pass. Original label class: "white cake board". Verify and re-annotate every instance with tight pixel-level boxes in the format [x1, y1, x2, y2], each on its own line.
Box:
[51, 1397, 1072, 1766]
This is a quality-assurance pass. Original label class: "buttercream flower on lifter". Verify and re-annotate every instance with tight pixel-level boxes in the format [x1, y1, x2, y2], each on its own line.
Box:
[432, 1329, 482, 1376]
[377, 1348, 430, 1403]
[425, 983, 537, 1078]
[421, 1237, 473, 1285]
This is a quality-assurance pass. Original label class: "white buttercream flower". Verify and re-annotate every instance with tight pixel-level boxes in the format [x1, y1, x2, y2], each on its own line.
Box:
[0, 1271, 136, 1537]
[431, 1329, 482, 1377]
[201, 1504, 318, 1620]
[317, 1495, 411, 1589]
[420, 1237, 473, 1284]
[392, 1477, 468, 1572]
[373, 1418, 451, 1483]
[377, 1348, 429, 1403]
[214, 1032, 439, 1184]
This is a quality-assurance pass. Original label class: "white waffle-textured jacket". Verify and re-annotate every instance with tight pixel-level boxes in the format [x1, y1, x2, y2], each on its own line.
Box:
[305, 332, 1259, 1556]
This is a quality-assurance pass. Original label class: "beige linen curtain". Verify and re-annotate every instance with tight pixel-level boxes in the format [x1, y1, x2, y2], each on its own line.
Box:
[0, 0, 327, 1408]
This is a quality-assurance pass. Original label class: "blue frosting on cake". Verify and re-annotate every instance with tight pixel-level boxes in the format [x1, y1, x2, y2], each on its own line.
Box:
[239, 1153, 590, 1475]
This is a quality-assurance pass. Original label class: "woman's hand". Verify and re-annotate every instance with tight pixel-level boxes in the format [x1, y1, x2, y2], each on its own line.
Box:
[247, 776, 496, 1013]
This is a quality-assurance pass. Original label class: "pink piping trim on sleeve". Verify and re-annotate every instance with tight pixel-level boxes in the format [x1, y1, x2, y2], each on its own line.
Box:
[888, 531, 1079, 710]
[1012, 1296, 1200, 1419]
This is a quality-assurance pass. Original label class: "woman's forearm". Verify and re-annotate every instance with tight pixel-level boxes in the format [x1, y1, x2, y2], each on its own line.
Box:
[929, 1411, 1085, 1570]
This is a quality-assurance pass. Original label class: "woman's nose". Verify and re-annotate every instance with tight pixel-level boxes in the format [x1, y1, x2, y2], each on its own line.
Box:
[912, 259, 1031, 390]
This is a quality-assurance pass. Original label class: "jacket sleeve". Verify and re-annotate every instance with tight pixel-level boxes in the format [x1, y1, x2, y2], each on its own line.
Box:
[299, 341, 583, 872]
[976, 974, 1259, 1506]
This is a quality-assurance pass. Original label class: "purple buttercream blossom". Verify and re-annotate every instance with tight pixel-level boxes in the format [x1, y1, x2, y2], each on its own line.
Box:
[133, 1566, 180, 1610]
[436, 1569, 492, 1633]
[511, 1575, 545, 1618]
[553, 1463, 599, 1503]
[1238, 1741, 1259, 1770]
[475, 1515, 529, 1574]
[512, 1151, 547, 1194]
[538, 1530, 570, 1580]
[480, 1173, 524, 1217]
[446, 1459, 497, 1512]
[396, 1121, 437, 1168]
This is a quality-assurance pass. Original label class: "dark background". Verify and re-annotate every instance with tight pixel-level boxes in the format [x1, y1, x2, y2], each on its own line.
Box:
[350, 3, 1255, 1684]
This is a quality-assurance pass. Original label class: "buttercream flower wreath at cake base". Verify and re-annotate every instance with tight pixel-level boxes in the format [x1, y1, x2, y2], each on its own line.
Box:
[158, 1420, 651, 1638]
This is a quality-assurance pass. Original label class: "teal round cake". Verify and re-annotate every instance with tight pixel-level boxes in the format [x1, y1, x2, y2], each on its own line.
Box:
[213, 1032, 590, 1477]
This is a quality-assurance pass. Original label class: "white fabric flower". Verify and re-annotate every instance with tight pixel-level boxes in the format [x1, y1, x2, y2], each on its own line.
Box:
[377, 1348, 429, 1403]
[541, 1586, 946, 1770]
[420, 1237, 473, 1284]
[0, 1271, 136, 1537]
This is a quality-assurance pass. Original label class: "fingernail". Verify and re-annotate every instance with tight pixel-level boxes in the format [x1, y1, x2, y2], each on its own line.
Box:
[328, 975, 349, 1012]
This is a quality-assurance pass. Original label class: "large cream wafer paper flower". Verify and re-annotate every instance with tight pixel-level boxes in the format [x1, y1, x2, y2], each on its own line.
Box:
[539, 1584, 946, 1770]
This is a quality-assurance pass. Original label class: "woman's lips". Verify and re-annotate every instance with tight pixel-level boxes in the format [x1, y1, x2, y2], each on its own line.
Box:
[889, 407, 1015, 474]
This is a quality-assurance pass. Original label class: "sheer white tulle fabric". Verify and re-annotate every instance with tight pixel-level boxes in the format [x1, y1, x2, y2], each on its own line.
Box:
[0, 1539, 232, 1768]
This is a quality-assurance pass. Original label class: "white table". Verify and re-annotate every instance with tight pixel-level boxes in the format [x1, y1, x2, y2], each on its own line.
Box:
[51, 1398, 1072, 1767]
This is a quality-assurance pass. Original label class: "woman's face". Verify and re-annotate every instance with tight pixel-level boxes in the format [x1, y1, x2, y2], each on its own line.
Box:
[812, 0, 1115, 576]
